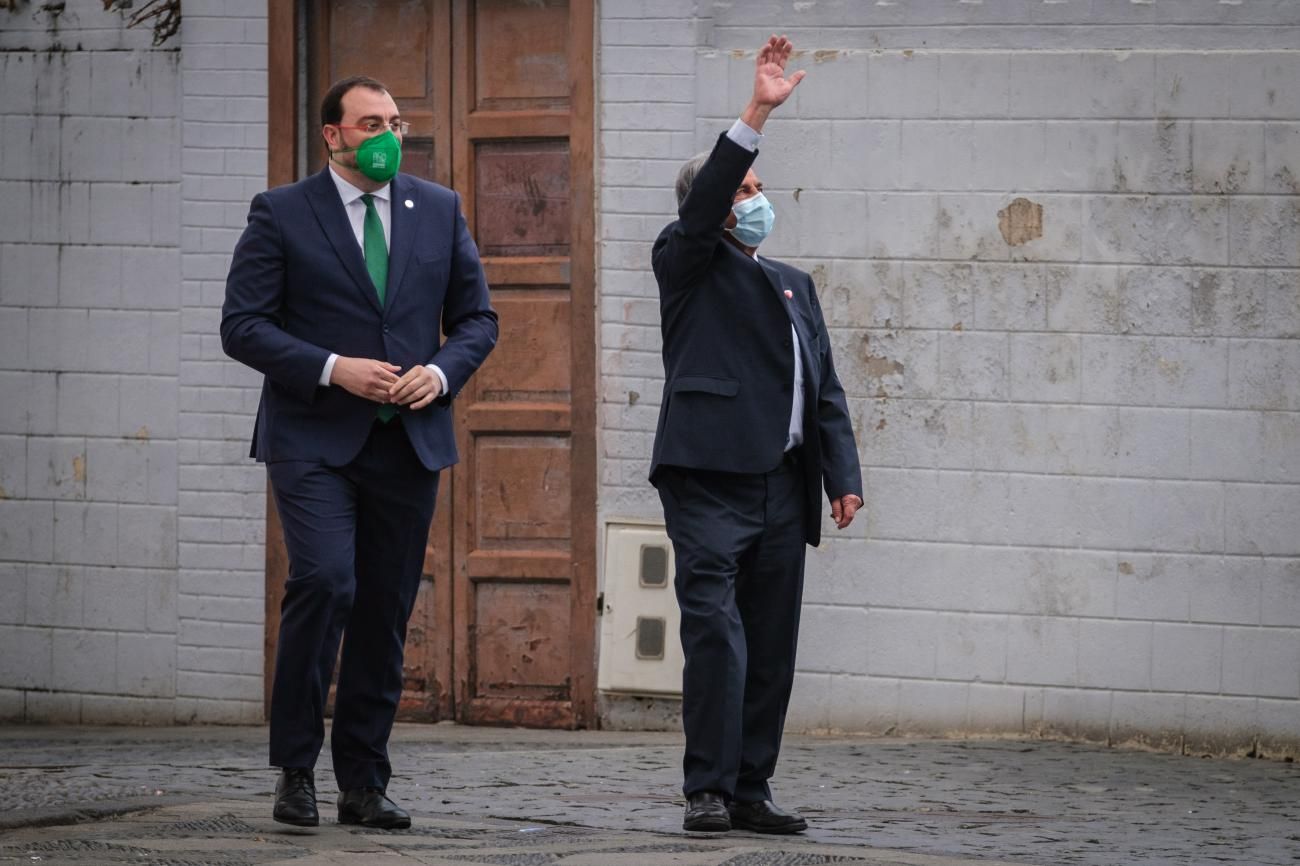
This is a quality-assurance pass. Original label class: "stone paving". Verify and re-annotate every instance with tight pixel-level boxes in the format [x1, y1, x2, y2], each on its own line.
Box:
[0, 725, 1297, 865]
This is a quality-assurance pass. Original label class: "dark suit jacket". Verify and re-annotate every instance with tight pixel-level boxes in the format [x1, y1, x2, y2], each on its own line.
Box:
[650, 132, 862, 546]
[221, 168, 498, 471]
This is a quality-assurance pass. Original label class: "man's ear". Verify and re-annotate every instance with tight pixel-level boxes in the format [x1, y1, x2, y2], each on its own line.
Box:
[724, 210, 738, 229]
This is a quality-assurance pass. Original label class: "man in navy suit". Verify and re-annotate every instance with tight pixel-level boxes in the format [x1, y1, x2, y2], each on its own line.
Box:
[652, 37, 863, 834]
[222, 76, 497, 829]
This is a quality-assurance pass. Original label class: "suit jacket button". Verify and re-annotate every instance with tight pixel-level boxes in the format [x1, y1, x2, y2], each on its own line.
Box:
[383, 324, 390, 333]
[782, 338, 792, 348]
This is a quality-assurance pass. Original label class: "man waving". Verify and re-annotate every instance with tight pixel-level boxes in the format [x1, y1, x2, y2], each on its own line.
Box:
[651, 36, 863, 834]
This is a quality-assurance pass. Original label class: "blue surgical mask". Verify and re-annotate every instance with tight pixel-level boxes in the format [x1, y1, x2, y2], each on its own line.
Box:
[728, 192, 775, 247]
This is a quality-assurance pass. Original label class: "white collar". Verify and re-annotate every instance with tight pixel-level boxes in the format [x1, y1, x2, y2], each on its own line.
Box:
[328, 165, 390, 206]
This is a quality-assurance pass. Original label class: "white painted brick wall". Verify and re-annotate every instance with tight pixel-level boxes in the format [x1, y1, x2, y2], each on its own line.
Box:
[174, 0, 267, 724]
[0, 0, 180, 723]
[598, 0, 1300, 753]
[0, 0, 266, 724]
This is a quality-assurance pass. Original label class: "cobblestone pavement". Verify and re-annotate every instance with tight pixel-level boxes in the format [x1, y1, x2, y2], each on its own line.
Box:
[0, 725, 1297, 865]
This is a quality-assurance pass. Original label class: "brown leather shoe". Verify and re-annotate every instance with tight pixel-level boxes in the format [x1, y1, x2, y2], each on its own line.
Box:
[337, 787, 411, 829]
[683, 791, 731, 832]
[729, 799, 807, 834]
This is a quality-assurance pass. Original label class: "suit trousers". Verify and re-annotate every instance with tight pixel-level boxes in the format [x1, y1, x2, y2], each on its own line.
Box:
[656, 452, 807, 802]
[266, 416, 438, 790]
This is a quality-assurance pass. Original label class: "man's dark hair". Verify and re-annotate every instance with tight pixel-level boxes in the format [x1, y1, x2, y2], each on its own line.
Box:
[320, 75, 389, 128]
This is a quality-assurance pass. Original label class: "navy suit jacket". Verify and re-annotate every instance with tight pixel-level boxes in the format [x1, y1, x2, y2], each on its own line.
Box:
[221, 168, 498, 471]
[650, 132, 862, 546]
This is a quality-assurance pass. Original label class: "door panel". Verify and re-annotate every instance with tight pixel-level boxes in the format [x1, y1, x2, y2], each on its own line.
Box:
[473, 0, 570, 111]
[477, 289, 571, 401]
[452, 0, 594, 728]
[473, 140, 571, 256]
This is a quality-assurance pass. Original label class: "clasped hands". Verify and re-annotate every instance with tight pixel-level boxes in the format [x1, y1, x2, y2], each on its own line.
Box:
[331, 357, 441, 410]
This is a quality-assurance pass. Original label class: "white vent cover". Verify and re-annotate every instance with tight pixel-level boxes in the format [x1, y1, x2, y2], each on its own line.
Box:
[597, 522, 683, 696]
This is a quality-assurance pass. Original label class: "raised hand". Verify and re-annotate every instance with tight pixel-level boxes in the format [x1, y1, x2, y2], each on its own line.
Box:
[753, 35, 805, 108]
[742, 35, 806, 132]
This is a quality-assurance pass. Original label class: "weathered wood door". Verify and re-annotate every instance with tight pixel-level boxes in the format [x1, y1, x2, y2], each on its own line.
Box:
[268, 0, 595, 728]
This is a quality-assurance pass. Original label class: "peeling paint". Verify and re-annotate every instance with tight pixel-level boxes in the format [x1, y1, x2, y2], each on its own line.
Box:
[1155, 357, 1185, 382]
[0, 484, 7, 500]
[813, 50, 840, 63]
[997, 198, 1043, 246]
[626, 391, 639, 406]
[792, 187, 802, 203]
[860, 334, 900, 380]
[864, 352, 904, 380]
[134, 426, 151, 440]
[1118, 561, 1134, 575]
[72, 454, 86, 484]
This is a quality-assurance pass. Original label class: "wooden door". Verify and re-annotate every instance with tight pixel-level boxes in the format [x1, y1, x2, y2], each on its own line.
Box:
[449, 0, 595, 728]
[266, 0, 595, 728]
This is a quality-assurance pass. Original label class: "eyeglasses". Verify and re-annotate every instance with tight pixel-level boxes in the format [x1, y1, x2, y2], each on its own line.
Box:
[334, 120, 411, 135]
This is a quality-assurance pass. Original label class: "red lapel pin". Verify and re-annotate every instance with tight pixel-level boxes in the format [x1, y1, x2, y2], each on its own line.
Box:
[783, 289, 793, 299]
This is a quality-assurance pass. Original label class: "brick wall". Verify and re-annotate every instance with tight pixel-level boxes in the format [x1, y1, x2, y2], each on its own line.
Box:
[175, 0, 267, 724]
[597, 0, 1300, 753]
[0, 0, 181, 722]
[0, 0, 266, 724]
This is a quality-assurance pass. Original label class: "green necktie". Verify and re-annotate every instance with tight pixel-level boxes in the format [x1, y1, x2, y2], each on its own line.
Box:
[361, 194, 396, 423]
[360, 194, 388, 306]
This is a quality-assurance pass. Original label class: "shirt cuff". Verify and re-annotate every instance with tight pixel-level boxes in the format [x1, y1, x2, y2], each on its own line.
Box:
[726, 118, 762, 152]
[425, 363, 448, 396]
[320, 353, 339, 387]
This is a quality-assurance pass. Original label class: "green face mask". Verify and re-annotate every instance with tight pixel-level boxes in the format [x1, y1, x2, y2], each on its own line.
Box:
[335, 129, 402, 183]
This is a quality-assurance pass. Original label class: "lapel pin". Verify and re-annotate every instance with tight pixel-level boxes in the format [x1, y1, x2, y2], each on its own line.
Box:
[404, 199, 414, 209]
[784, 289, 793, 299]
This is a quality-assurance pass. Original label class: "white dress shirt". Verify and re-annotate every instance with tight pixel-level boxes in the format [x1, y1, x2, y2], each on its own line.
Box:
[319, 166, 447, 395]
[725, 119, 805, 451]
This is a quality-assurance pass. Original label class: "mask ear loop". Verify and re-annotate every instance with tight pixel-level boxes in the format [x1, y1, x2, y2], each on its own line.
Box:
[325, 125, 359, 165]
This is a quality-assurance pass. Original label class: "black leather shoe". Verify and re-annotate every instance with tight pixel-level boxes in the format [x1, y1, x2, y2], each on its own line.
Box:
[729, 799, 807, 834]
[683, 791, 730, 832]
[272, 767, 318, 827]
[337, 787, 411, 829]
